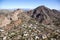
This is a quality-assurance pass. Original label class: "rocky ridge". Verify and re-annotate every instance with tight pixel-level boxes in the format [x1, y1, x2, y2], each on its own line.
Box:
[0, 6, 60, 40]
[28, 6, 60, 25]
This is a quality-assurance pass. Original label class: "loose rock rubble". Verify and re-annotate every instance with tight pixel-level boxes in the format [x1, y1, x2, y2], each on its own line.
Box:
[0, 18, 60, 40]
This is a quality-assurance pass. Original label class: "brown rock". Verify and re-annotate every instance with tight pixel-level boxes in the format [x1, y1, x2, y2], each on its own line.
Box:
[28, 5, 60, 25]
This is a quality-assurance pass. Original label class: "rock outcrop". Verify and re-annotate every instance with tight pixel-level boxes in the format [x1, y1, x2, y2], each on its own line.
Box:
[0, 9, 24, 30]
[0, 15, 11, 27]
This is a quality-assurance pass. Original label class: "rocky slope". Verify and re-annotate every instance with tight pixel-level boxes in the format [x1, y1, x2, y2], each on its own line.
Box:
[28, 6, 60, 26]
[0, 6, 60, 40]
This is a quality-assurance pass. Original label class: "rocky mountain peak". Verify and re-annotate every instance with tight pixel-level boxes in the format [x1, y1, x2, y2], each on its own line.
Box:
[35, 5, 50, 11]
[28, 6, 60, 25]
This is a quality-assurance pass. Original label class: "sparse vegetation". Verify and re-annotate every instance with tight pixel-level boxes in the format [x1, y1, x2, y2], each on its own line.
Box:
[0, 6, 60, 40]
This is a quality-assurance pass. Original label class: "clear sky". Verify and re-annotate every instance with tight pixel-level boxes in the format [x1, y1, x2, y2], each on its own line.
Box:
[0, 0, 60, 10]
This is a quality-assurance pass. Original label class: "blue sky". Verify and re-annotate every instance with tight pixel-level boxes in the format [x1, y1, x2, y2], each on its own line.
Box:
[0, 0, 60, 10]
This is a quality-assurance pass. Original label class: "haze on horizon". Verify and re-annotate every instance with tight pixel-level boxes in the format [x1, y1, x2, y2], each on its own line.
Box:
[0, 0, 60, 10]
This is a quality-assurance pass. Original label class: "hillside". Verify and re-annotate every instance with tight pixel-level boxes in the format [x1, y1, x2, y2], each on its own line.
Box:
[0, 6, 60, 40]
[28, 6, 60, 26]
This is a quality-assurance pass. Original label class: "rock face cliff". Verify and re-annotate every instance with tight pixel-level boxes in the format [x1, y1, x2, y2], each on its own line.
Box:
[28, 6, 60, 25]
[0, 9, 22, 29]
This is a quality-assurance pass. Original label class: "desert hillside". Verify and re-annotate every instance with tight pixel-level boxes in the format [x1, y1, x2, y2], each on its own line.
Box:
[0, 6, 60, 40]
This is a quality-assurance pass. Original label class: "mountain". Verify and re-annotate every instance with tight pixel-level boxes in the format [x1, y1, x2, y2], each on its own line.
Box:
[28, 6, 60, 26]
[0, 6, 60, 40]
